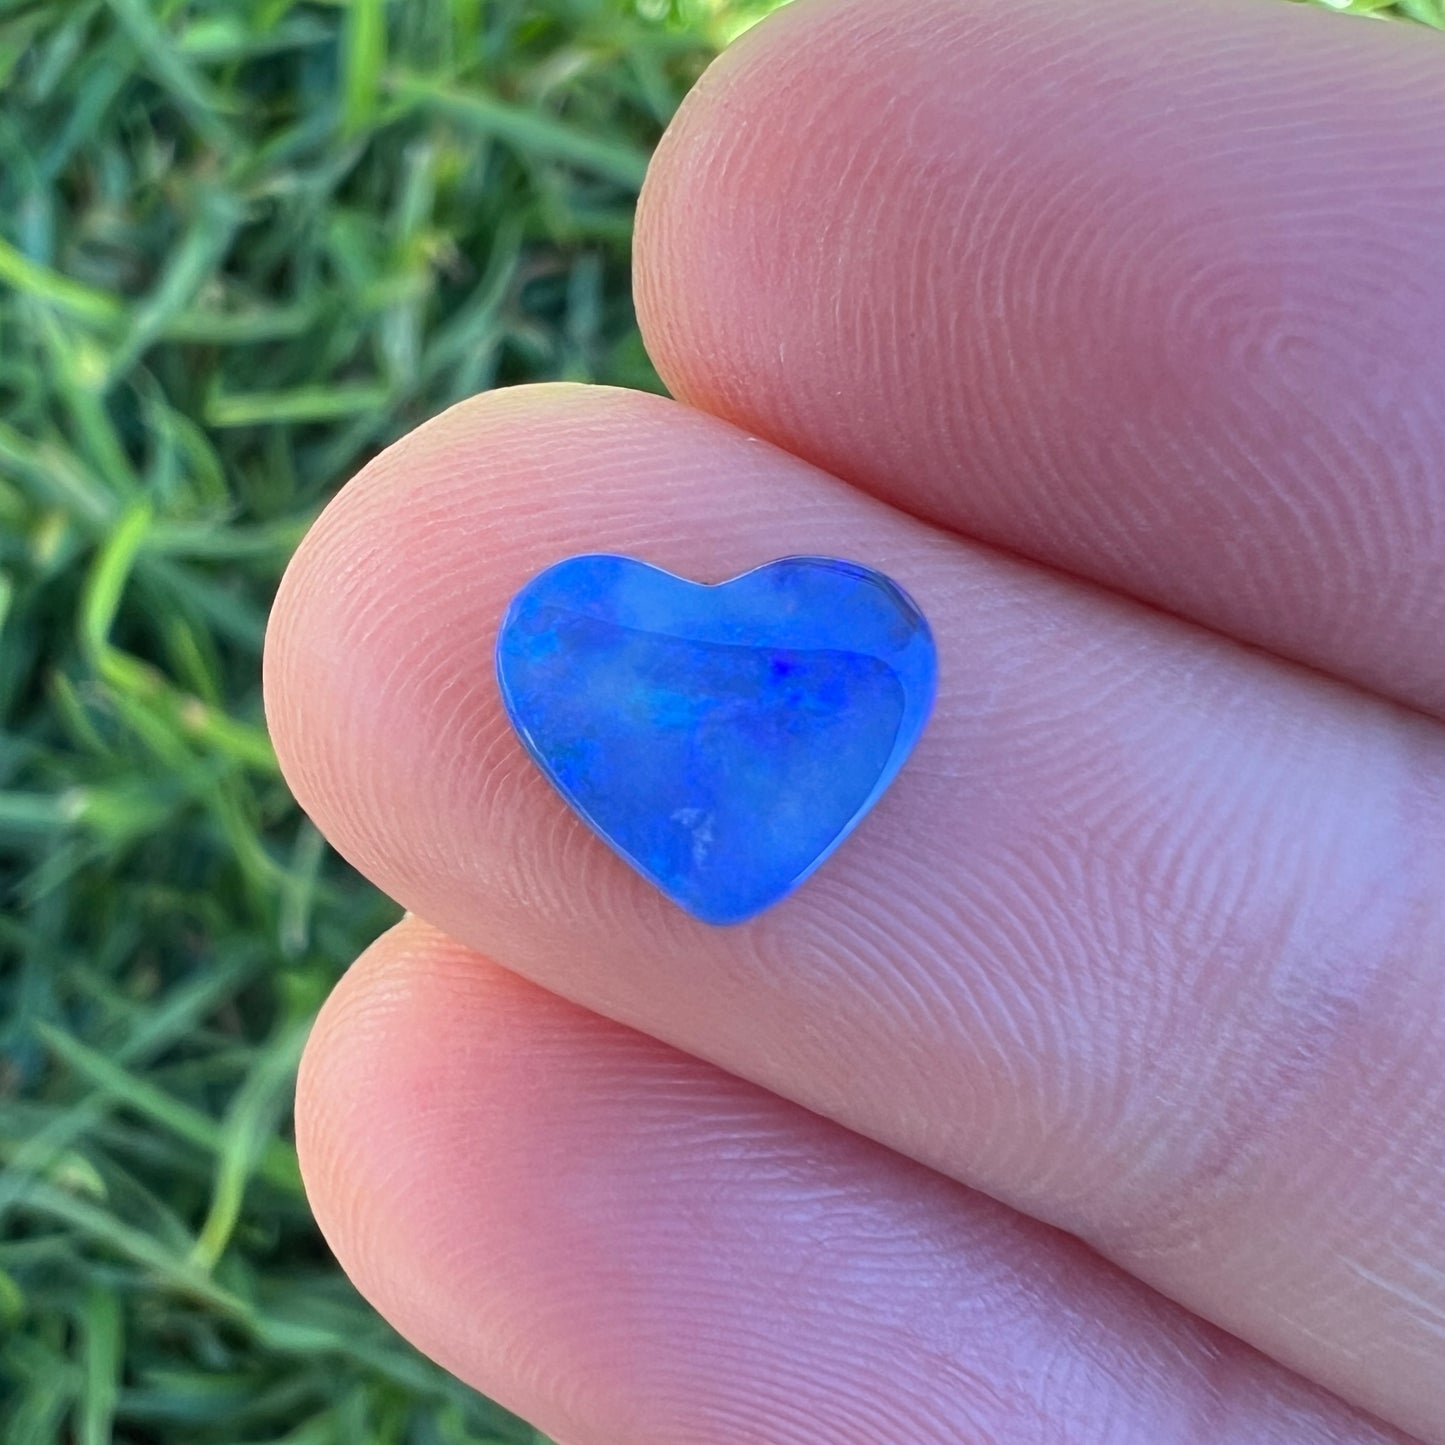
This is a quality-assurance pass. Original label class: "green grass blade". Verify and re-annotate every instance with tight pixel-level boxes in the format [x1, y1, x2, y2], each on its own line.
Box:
[392, 76, 651, 188]
[0, 237, 123, 324]
[16, 1181, 246, 1316]
[78, 1285, 123, 1445]
[100, 0, 233, 148]
[101, 188, 245, 388]
[191, 1021, 310, 1270]
[342, 0, 386, 135]
[205, 383, 391, 427]
[79, 500, 152, 664]
[34, 1024, 303, 1197]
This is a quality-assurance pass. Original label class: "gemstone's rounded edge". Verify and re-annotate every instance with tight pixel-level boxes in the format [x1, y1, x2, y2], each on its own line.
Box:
[759, 686, 935, 917]
[496, 563, 727, 922]
[750, 556, 938, 910]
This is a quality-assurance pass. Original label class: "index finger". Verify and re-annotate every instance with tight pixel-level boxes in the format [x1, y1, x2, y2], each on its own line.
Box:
[636, 0, 1445, 716]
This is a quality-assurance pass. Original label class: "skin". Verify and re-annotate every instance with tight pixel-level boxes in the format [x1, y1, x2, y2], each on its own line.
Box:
[263, 1, 1445, 1441]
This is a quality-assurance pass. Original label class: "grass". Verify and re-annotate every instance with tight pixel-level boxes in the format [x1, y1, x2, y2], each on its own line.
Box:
[1295, 0, 1442, 16]
[0, 1, 1437, 1443]
[0, 2, 772, 1440]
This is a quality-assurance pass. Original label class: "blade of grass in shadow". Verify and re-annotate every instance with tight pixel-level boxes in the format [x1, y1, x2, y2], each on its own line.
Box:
[29, 1025, 303, 1199]
[191, 1020, 312, 1270]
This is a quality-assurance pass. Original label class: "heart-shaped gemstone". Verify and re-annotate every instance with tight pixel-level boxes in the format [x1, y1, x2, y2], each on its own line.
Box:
[495, 554, 936, 925]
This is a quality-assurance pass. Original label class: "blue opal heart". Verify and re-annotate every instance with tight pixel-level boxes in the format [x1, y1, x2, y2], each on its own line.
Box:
[495, 554, 936, 925]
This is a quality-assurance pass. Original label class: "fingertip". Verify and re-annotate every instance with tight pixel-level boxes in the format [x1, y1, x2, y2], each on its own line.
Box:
[295, 916, 490, 1310]
[262, 383, 703, 910]
[295, 916, 668, 1430]
[636, 0, 1445, 714]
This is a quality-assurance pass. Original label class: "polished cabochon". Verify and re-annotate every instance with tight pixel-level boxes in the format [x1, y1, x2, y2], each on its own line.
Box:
[495, 554, 937, 925]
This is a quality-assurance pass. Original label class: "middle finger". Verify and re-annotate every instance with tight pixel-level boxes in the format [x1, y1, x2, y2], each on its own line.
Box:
[265, 382, 1445, 1442]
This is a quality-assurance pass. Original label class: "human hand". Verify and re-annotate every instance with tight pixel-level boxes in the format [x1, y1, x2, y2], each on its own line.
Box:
[263, 0, 1445, 1440]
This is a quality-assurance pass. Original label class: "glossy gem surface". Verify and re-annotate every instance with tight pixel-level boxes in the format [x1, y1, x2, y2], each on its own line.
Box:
[495, 554, 936, 925]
